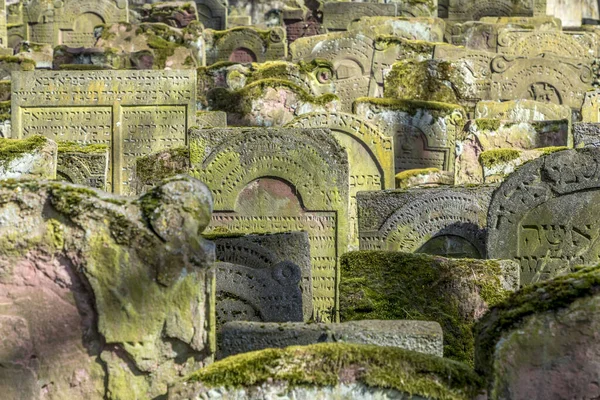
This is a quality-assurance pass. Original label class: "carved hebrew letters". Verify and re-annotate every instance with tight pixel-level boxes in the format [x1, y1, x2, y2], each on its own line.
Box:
[11, 70, 196, 195]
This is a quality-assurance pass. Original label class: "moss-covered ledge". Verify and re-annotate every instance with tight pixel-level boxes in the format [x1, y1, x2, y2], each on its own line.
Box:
[475, 265, 600, 379]
[339, 251, 518, 365]
[178, 343, 482, 400]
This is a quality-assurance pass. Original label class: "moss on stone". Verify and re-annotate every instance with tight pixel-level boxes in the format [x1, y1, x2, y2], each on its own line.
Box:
[57, 141, 109, 154]
[478, 149, 521, 169]
[0, 99, 10, 121]
[475, 265, 600, 378]
[135, 147, 190, 185]
[185, 343, 482, 399]
[355, 97, 464, 118]
[0, 135, 47, 169]
[339, 251, 511, 365]
[0, 55, 35, 71]
[538, 146, 568, 155]
[58, 64, 109, 70]
[474, 119, 501, 131]
[395, 168, 441, 187]
[384, 60, 459, 103]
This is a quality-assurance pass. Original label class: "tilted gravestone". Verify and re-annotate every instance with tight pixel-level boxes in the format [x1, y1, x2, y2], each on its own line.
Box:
[290, 32, 374, 112]
[218, 320, 444, 359]
[487, 148, 600, 284]
[204, 27, 287, 64]
[189, 127, 349, 322]
[0, 175, 215, 399]
[209, 231, 313, 322]
[285, 112, 394, 249]
[354, 98, 466, 176]
[357, 186, 494, 258]
[24, 0, 129, 47]
[11, 70, 196, 195]
[56, 142, 109, 190]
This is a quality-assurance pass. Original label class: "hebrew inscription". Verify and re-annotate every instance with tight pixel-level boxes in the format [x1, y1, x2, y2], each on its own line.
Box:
[11, 70, 196, 195]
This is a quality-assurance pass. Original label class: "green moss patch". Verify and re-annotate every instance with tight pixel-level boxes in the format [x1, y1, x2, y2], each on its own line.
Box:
[354, 97, 465, 119]
[57, 141, 109, 154]
[135, 147, 190, 186]
[384, 60, 460, 103]
[186, 343, 482, 400]
[0, 135, 47, 168]
[538, 146, 568, 155]
[474, 119, 501, 132]
[395, 168, 441, 188]
[478, 149, 521, 169]
[339, 251, 511, 364]
[475, 265, 600, 378]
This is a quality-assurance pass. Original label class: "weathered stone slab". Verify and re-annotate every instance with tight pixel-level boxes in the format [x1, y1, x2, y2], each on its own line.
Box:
[168, 343, 482, 400]
[196, 110, 227, 128]
[285, 112, 394, 248]
[290, 32, 374, 112]
[0, 55, 34, 81]
[448, 0, 546, 21]
[139, 2, 198, 28]
[476, 266, 600, 399]
[479, 15, 562, 29]
[134, 147, 190, 195]
[475, 99, 572, 122]
[0, 135, 56, 179]
[195, 0, 227, 30]
[497, 29, 599, 60]
[56, 142, 109, 190]
[547, 0, 583, 27]
[340, 251, 519, 364]
[0, 175, 215, 399]
[322, 3, 397, 31]
[189, 127, 349, 322]
[24, 0, 129, 47]
[456, 119, 570, 185]
[204, 27, 287, 64]
[11, 70, 196, 195]
[354, 98, 466, 176]
[490, 55, 593, 110]
[582, 89, 600, 122]
[357, 186, 494, 258]
[218, 320, 444, 359]
[574, 122, 600, 147]
[208, 232, 313, 322]
[487, 147, 600, 284]
[348, 16, 445, 42]
[283, 8, 324, 44]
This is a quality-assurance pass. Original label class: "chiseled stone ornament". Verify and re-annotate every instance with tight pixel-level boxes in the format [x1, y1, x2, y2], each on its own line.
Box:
[448, 0, 546, 21]
[11, 70, 196, 195]
[218, 320, 444, 359]
[354, 98, 466, 176]
[24, 0, 129, 47]
[489, 55, 594, 110]
[189, 127, 349, 322]
[209, 231, 313, 322]
[56, 142, 109, 190]
[204, 26, 287, 65]
[496, 29, 599, 60]
[581, 89, 600, 122]
[0, 175, 215, 399]
[574, 122, 600, 148]
[285, 112, 394, 249]
[357, 186, 494, 258]
[487, 148, 600, 284]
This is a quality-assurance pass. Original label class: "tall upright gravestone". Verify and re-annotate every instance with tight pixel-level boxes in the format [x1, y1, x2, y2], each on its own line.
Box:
[488, 148, 600, 284]
[11, 70, 196, 195]
[190, 127, 349, 322]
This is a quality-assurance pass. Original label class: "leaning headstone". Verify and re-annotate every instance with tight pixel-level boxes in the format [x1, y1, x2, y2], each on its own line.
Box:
[285, 112, 394, 248]
[487, 147, 600, 284]
[354, 98, 466, 176]
[476, 265, 600, 399]
[0, 135, 56, 179]
[218, 320, 444, 359]
[168, 343, 482, 400]
[0, 175, 215, 399]
[189, 127, 349, 322]
[208, 232, 313, 322]
[11, 70, 196, 195]
[204, 27, 287, 64]
[357, 186, 494, 258]
[340, 251, 519, 364]
[56, 142, 109, 190]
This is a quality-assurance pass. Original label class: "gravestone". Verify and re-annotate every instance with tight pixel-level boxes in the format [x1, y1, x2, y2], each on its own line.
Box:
[282, 8, 323, 44]
[24, 0, 129, 47]
[354, 98, 466, 176]
[475, 99, 572, 122]
[322, 3, 397, 31]
[448, 0, 546, 21]
[196, 111, 228, 128]
[189, 127, 349, 322]
[139, 2, 199, 28]
[490, 55, 594, 110]
[0, 135, 57, 179]
[209, 232, 313, 321]
[496, 29, 598, 60]
[357, 186, 494, 257]
[218, 320, 444, 359]
[348, 17, 445, 42]
[285, 112, 394, 248]
[290, 32, 374, 112]
[11, 70, 196, 195]
[205, 27, 287, 65]
[574, 122, 600, 147]
[0, 0, 8, 52]
[487, 147, 600, 284]
[56, 142, 109, 190]
[195, 0, 227, 30]
[581, 89, 600, 122]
